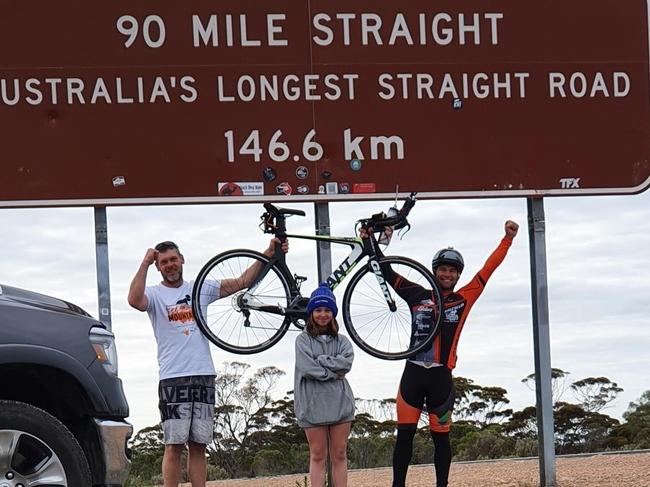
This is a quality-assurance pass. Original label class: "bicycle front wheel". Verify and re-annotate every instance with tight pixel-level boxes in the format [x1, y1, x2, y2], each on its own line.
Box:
[192, 249, 292, 354]
[342, 256, 443, 360]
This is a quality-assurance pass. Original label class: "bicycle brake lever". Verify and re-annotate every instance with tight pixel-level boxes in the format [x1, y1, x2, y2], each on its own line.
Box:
[397, 223, 411, 239]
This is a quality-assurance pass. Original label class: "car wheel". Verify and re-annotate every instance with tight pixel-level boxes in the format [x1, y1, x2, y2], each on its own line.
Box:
[0, 400, 91, 486]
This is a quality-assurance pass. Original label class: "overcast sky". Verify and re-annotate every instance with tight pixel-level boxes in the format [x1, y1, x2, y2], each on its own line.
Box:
[2, 191, 649, 433]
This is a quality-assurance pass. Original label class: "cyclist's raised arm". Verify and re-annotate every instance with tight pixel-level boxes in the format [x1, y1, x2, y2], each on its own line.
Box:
[475, 220, 518, 281]
[218, 238, 289, 297]
[458, 220, 518, 301]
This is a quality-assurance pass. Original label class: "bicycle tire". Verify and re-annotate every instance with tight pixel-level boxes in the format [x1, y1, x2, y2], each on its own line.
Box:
[192, 249, 292, 354]
[342, 256, 443, 360]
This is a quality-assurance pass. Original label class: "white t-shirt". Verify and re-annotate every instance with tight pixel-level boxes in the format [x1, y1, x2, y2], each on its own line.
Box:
[145, 280, 219, 380]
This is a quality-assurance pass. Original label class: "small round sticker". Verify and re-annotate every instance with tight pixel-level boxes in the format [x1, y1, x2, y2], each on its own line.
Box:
[349, 159, 362, 171]
[263, 167, 277, 182]
[296, 166, 309, 179]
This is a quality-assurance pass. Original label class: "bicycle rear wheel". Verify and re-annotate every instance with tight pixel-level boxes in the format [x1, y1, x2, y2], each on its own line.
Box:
[192, 249, 291, 354]
[342, 256, 443, 360]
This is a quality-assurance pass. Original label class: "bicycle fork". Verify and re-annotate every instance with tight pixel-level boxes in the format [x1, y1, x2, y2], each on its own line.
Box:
[368, 259, 397, 312]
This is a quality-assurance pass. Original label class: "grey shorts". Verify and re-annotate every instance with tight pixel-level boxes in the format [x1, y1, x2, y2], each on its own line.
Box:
[158, 375, 215, 445]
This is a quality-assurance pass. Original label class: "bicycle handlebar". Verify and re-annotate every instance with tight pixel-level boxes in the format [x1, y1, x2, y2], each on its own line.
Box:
[358, 192, 417, 232]
[259, 192, 417, 237]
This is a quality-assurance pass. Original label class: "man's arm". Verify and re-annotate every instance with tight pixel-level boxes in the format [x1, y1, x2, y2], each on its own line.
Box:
[219, 238, 289, 297]
[359, 226, 425, 300]
[127, 248, 157, 311]
[505, 220, 519, 238]
[459, 220, 519, 299]
[477, 220, 519, 281]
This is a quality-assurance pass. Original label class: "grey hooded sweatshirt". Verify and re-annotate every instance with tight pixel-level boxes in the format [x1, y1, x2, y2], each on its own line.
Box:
[294, 331, 355, 428]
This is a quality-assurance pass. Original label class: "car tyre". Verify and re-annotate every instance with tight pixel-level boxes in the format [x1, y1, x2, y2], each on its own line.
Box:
[0, 399, 91, 486]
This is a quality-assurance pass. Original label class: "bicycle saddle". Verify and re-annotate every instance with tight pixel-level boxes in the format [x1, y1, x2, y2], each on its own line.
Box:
[263, 203, 306, 217]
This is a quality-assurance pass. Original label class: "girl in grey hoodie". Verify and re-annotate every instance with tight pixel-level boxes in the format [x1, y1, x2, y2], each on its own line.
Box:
[294, 283, 355, 487]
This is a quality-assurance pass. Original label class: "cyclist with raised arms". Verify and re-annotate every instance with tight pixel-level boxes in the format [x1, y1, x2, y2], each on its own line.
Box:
[361, 219, 519, 487]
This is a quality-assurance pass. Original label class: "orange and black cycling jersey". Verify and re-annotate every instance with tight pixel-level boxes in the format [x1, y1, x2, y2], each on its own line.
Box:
[380, 236, 513, 369]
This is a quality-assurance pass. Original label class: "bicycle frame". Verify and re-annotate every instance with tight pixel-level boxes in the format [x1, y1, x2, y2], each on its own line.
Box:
[193, 192, 438, 358]
[241, 230, 397, 321]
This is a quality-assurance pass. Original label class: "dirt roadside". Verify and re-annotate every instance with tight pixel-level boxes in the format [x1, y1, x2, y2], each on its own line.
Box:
[199, 451, 650, 487]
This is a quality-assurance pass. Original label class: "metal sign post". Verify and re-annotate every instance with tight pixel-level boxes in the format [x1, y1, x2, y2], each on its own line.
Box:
[94, 206, 112, 330]
[314, 202, 333, 281]
[314, 201, 334, 486]
[527, 197, 557, 487]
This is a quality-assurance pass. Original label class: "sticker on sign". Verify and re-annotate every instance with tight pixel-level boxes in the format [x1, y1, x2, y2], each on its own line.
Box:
[218, 182, 264, 197]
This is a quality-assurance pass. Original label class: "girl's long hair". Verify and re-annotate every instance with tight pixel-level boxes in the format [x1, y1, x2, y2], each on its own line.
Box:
[305, 315, 339, 337]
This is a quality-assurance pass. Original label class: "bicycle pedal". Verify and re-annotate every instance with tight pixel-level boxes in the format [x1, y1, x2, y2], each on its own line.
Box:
[294, 274, 308, 283]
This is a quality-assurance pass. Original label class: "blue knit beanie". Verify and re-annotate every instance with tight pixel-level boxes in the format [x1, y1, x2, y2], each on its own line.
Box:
[306, 283, 338, 317]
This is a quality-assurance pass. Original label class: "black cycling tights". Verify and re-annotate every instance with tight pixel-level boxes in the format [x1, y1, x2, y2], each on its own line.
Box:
[392, 426, 452, 487]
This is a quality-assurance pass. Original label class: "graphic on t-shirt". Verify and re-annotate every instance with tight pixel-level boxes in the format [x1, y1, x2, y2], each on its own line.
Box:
[166, 296, 197, 336]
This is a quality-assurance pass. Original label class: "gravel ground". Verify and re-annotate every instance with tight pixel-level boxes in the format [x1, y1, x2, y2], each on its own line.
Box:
[199, 451, 650, 487]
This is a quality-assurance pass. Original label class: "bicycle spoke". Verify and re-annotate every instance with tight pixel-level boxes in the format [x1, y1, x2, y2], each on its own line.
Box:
[213, 309, 236, 339]
[352, 289, 389, 306]
[192, 250, 292, 353]
[258, 312, 279, 337]
[352, 310, 388, 338]
[343, 256, 442, 360]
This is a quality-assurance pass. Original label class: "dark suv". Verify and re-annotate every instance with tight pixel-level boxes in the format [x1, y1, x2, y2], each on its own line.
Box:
[0, 284, 132, 486]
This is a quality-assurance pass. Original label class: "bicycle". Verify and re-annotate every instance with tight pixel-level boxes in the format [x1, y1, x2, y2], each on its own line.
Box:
[191, 192, 444, 360]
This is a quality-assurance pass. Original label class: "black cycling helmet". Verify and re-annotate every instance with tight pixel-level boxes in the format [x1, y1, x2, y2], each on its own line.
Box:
[431, 247, 464, 273]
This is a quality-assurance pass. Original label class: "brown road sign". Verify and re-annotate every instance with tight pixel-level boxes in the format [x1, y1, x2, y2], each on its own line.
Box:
[1, 0, 649, 207]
